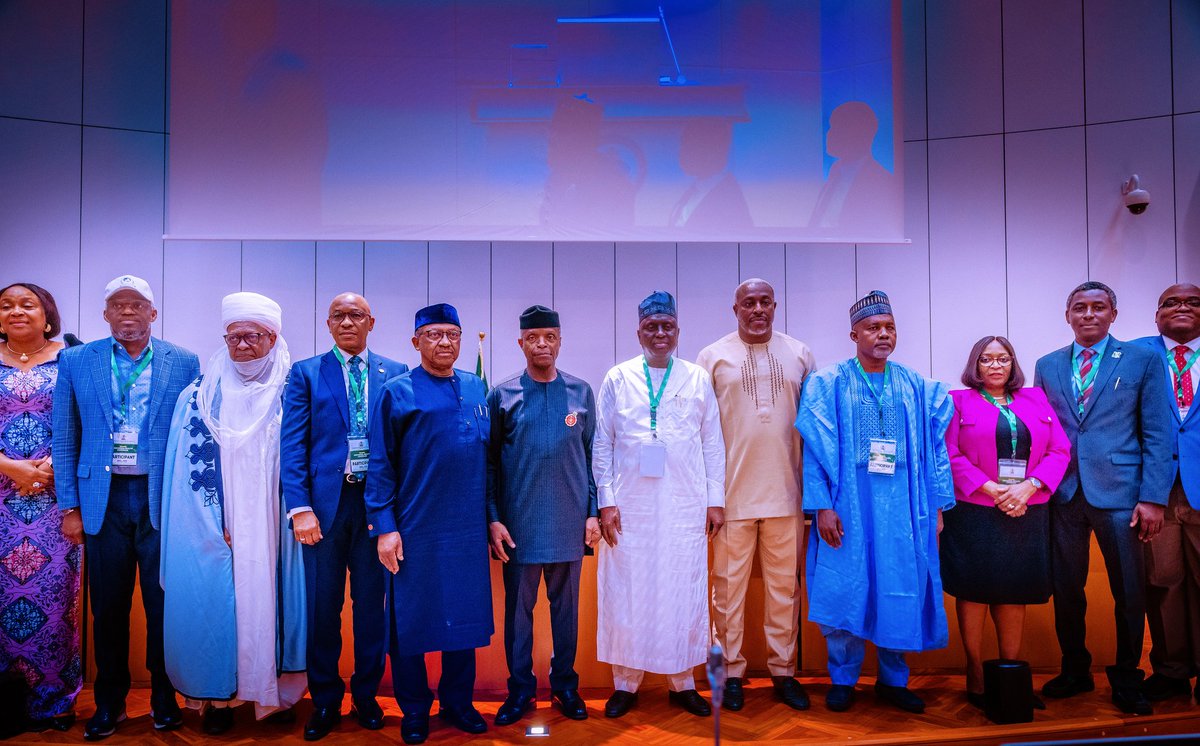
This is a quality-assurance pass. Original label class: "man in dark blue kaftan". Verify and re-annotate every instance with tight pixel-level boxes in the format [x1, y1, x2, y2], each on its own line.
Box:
[365, 303, 492, 745]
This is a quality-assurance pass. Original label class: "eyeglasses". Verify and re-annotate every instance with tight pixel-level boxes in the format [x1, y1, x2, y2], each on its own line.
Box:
[420, 329, 462, 342]
[224, 332, 269, 346]
[1159, 297, 1200, 310]
[979, 356, 1013, 367]
[329, 310, 369, 322]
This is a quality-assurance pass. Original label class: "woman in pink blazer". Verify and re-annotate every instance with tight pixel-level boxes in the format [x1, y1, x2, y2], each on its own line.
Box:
[942, 336, 1071, 709]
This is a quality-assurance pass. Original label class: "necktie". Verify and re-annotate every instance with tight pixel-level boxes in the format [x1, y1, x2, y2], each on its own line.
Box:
[348, 355, 366, 436]
[1077, 348, 1096, 415]
[1174, 345, 1194, 410]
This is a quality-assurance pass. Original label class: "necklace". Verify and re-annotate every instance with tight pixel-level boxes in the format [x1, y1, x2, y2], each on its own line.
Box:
[4, 339, 49, 363]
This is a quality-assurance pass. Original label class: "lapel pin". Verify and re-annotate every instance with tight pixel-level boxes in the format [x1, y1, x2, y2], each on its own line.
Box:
[1112, 351, 1122, 359]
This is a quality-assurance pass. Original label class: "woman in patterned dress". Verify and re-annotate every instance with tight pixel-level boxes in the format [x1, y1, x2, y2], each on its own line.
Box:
[0, 283, 78, 732]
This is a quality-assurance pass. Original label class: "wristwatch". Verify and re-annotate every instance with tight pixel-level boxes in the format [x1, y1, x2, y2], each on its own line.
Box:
[1028, 477, 1045, 490]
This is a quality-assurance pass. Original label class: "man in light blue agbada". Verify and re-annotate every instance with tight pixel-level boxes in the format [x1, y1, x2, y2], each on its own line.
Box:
[795, 291, 954, 714]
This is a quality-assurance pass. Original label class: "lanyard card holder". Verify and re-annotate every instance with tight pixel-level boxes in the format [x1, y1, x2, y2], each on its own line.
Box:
[867, 438, 897, 476]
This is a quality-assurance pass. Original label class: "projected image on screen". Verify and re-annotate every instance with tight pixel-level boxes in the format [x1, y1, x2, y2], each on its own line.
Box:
[168, 0, 901, 243]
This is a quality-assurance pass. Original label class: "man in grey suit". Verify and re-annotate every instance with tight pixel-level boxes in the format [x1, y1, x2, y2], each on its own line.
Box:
[486, 305, 600, 725]
[1033, 280, 1174, 716]
[53, 275, 200, 740]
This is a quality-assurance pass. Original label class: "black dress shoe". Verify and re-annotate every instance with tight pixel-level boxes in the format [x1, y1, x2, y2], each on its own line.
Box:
[604, 690, 638, 718]
[1143, 673, 1192, 701]
[438, 705, 487, 734]
[351, 698, 385, 730]
[304, 706, 341, 741]
[400, 712, 429, 745]
[27, 714, 75, 733]
[773, 676, 811, 711]
[875, 683, 925, 714]
[1112, 687, 1153, 716]
[494, 692, 536, 726]
[552, 689, 588, 720]
[826, 685, 855, 712]
[202, 706, 235, 735]
[150, 697, 183, 732]
[723, 677, 744, 711]
[83, 707, 126, 741]
[668, 689, 712, 717]
[1042, 673, 1094, 698]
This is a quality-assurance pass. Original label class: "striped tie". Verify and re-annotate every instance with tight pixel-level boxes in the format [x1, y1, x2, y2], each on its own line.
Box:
[1175, 345, 1194, 410]
[1077, 348, 1096, 415]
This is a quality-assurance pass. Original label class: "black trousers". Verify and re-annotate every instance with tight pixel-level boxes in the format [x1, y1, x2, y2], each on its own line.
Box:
[302, 482, 386, 709]
[1051, 493, 1147, 687]
[390, 649, 475, 716]
[84, 475, 173, 710]
[502, 560, 582, 696]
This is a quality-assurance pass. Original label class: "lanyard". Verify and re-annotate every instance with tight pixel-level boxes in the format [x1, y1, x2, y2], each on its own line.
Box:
[981, 390, 1018, 458]
[1071, 347, 1100, 398]
[1166, 346, 1200, 404]
[332, 347, 367, 431]
[853, 359, 890, 437]
[111, 347, 153, 420]
[642, 356, 674, 436]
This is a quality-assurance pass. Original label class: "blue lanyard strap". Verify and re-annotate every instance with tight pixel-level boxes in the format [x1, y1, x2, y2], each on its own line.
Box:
[642, 357, 674, 435]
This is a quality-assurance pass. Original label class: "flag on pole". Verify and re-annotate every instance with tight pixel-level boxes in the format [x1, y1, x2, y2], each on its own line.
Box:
[475, 331, 488, 391]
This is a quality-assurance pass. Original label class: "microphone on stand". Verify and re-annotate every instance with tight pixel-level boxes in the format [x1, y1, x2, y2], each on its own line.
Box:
[706, 643, 725, 746]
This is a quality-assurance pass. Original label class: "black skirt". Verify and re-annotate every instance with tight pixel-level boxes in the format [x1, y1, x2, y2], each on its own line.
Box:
[940, 501, 1051, 605]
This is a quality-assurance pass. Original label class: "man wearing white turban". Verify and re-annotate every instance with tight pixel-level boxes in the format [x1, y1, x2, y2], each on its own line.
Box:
[159, 292, 307, 734]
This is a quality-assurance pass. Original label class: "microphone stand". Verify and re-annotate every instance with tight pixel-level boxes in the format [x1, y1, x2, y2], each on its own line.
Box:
[706, 643, 725, 746]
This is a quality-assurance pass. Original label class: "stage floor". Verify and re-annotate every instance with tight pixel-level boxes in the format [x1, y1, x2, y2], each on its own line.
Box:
[12, 675, 1199, 745]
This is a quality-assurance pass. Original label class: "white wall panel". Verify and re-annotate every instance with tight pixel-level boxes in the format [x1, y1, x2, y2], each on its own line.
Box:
[0, 119, 82, 336]
[428, 241, 491, 379]
[83, 0, 166, 131]
[1175, 113, 1200, 283]
[162, 240, 241, 365]
[79, 128, 165, 343]
[1174, 0, 1200, 113]
[1086, 117, 1177, 340]
[0, 0, 82, 122]
[552, 242, 615, 391]
[315, 241, 364, 306]
[490, 241, 553, 384]
[901, 0, 926, 141]
[738, 242, 787, 333]
[677, 242, 738, 362]
[928, 135, 1007, 383]
[1004, 127, 1089, 365]
[785, 243, 856, 370]
[241, 241, 317, 361]
[1002, 0, 1083, 132]
[1084, 0, 1172, 123]
[614, 242, 676, 364]
[925, 0, 1002, 139]
[857, 140, 933, 377]
[363, 241, 427, 367]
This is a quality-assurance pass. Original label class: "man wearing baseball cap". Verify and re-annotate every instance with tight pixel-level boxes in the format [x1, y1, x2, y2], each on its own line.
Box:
[53, 275, 200, 740]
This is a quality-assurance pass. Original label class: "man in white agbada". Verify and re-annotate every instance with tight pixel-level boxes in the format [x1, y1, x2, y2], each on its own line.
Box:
[594, 290, 726, 719]
[160, 292, 306, 735]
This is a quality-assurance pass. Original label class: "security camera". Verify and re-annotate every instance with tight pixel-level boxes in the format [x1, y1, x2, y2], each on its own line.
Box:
[1122, 174, 1150, 215]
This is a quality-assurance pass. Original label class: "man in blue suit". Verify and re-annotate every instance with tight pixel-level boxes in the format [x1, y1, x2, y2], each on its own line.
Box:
[52, 275, 200, 740]
[1034, 280, 1174, 716]
[281, 293, 407, 741]
[1134, 282, 1200, 704]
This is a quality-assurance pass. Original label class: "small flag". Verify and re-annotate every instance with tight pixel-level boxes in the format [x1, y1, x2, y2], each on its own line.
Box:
[475, 331, 488, 392]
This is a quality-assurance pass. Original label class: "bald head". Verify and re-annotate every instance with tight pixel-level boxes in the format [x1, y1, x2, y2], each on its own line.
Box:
[734, 278, 777, 344]
[1156, 283, 1200, 343]
[327, 292, 375, 355]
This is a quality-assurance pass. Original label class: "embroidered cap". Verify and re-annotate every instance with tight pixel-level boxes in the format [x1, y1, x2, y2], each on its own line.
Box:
[638, 290, 677, 321]
[850, 290, 893, 326]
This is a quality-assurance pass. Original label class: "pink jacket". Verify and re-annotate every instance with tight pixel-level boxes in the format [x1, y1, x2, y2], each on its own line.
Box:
[946, 387, 1071, 507]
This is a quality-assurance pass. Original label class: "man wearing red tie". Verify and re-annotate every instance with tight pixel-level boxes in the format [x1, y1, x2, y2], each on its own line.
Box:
[1136, 283, 1200, 704]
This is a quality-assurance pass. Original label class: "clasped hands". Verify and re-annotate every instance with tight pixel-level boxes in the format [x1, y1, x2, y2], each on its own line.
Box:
[980, 480, 1037, 518]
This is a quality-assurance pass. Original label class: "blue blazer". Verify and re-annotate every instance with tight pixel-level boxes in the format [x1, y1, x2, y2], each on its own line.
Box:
[280, 349, 408, 527]
[1132, 335, 1200, 508]
[1033, 335, 1174, 509]
[52, 337, 201, 534]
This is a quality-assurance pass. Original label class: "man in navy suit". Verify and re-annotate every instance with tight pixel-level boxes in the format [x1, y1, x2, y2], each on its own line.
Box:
[1135, 283, 1200, 704]
[52, 275, 200, 740]
[1034, 280, 1174, 716]
[281, 293, 407, 741]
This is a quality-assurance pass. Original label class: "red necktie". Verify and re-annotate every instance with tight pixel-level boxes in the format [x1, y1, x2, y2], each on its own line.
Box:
[1174, 345, 1194, 409]
[1077, 348, 1096, 414]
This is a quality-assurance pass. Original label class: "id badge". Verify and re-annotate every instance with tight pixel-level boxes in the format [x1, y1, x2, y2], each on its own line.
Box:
[867, 438, 897, 476]
[998, 458, 1027, 485]
[348, 437, 370, 476]
[112, 429, 139, 467]
[639, 438, 667, 478]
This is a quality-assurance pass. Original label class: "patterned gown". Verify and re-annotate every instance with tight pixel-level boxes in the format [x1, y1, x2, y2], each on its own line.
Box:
[0, 357, 82, 719]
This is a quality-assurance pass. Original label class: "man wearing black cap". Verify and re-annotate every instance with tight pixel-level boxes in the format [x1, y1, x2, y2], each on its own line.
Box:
[794, 291, 954, 715]
[365, 303, 494, 744]
[593, 291, 727, 718]
[486, 305, 601, 726]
